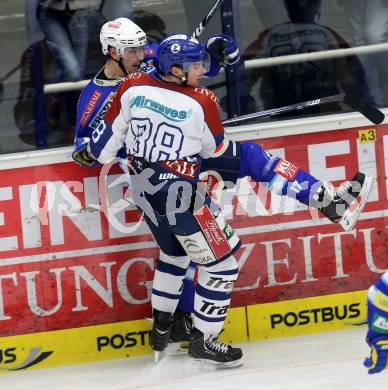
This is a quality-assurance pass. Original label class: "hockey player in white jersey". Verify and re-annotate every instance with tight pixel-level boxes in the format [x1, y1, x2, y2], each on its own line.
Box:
[88, 34, 243, 367]
[75, 18, 375, 361]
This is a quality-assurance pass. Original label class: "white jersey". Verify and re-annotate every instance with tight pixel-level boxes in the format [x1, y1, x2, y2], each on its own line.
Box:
[91, 72, 225, 164]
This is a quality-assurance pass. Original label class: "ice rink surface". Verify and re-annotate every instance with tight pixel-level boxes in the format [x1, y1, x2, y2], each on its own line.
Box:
[1, 327, 386, 390]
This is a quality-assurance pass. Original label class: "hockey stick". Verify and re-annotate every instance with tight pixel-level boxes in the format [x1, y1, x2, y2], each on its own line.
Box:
[192, 0, 225, 38]
[222, 94, 385, 126]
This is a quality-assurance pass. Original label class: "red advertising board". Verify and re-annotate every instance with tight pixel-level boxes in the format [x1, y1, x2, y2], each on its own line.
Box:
[0, 125, 387, 337]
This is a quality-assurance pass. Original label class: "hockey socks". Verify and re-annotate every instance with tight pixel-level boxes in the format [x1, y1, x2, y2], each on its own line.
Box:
[193, 256, 239, 336]
[151, 252, 190, 313]
[239, 142, 321, 203]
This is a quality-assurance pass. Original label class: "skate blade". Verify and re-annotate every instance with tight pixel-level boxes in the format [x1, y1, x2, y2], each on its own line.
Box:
[191, 357, 243, 369]
[345, 318, 367, 326]
[153, 351, 162, 363]
[339, 176, 374, 231]
[164, 342, 188, 356]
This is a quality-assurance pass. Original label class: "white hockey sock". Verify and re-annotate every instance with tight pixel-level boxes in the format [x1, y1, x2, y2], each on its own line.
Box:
[193, 255, 239, 338]
[151, 251, 190, 314]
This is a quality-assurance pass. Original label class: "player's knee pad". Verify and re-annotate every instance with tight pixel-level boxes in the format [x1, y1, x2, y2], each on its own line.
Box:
[152, 251, 191, 313]
[193, 255, 239, 336]
[175, 204, 241, 267]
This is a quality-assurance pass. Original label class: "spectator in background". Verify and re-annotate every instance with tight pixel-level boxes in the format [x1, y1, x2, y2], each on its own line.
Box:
[26, 0, 44, 46]
[243, 0, 375, 116]
[99, 0, 133, 21]
[15, 0, 106, 147]
[338, 0, 388, 107]
[37, 0, 100, 138]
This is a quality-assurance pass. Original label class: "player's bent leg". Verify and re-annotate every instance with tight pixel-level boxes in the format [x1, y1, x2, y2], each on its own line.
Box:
[189, 255, 243, 367]
[240, 142, 374, 230]
[364, 272, 388, 374]
[239, 141, 322, 202]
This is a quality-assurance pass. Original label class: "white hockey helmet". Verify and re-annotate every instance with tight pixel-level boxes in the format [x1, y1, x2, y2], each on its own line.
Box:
[100, 18, 147, 57]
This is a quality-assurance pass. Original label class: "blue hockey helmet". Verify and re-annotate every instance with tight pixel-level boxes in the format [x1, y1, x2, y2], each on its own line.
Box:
[157, 34, 209, 75]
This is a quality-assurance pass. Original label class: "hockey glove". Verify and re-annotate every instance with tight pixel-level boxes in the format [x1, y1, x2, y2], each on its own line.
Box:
[364, 336, 388, 374]
[139, 43, 159, 73]
[72, 137, 99, 167]
[206, 34, 241, 69]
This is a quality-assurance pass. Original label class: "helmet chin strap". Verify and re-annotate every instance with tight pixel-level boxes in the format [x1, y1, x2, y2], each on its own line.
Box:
[170, 70, 188, 85]
[108, 48, 129, 76]
[117, 57, 128, 76]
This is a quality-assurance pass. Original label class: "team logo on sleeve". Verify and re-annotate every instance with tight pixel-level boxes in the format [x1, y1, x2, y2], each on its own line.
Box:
[274, 159, 299, 180]
[79, 90, 103, 127]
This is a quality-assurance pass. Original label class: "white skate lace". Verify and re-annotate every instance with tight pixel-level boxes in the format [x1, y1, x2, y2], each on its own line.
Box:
[335, 180, 353, 198]
[206, 338, 229, 354]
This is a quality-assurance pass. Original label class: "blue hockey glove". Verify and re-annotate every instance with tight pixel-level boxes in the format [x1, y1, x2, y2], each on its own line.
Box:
[206, 34, 241, 69]
[364, 336, 388, 374]
[72, 137, 99, 167]
[140, 43, 159, 73]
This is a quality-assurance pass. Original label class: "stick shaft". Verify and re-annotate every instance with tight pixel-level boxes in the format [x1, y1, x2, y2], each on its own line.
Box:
[192, 0, 225, 38]
[222, 94, 384, 125]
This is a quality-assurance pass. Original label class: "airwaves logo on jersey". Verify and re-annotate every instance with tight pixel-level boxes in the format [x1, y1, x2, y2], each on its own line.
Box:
[130, 95, 191, 122]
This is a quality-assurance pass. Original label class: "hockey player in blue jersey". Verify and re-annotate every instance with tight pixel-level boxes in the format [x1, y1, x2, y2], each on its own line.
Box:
[364, 271, 388, 374]
[73, 17, 374, 358]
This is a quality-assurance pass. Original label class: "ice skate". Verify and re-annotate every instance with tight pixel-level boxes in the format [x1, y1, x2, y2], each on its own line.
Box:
[170, 311, 193, 343]
[188, 329, 243, 368]
[150, 309, 173, 363]
[312, 172, 374, 231]
[165, 311, 193, 354]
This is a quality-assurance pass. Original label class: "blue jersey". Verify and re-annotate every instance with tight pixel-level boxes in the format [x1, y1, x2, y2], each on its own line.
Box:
[75, 71, 122, 141]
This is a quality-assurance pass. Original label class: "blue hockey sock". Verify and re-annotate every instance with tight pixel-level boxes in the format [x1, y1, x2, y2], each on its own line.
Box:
[239, 142, 322, 204]
[176, 262, 196, 313]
